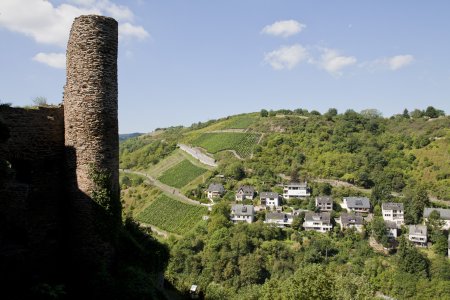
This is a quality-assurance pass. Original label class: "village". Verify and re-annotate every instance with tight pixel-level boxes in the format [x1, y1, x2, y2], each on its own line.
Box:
[206, 181, 450, 257]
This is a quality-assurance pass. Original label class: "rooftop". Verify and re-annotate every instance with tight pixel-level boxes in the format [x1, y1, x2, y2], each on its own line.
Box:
[344, 197, 370, 209]
[208, 183, 225, 192]
[423, 207, 450, 220]
[266, 212, 293, 221]
[231, 204, 254, 216]
[305, 212, 331, 223]
[382, 202, 404, 211]
[340, 213, 364, 226]
[260, 192, 279, 198]
[409, 224, 427, 236]
[316, 196, 333, 204]
[236, 185, 255, 195]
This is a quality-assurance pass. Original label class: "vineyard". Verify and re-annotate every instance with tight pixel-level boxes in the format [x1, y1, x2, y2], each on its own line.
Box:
[136, 194, 207, 235]
[219, 115, 259, 129]
[191, 132, 260, 158]
[158, 159, 207, 188]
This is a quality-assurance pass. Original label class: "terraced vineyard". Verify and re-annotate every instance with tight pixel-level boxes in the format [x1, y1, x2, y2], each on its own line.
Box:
[158, 159, 207, 188]
[136, 194, 207, 235]
[191, 132, 260, 158]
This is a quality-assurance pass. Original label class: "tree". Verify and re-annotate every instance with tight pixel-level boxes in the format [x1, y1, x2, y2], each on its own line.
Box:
[371, 217, 389, 247]
[402, 108, 410, 118]
[424, 106, 444, 118]
[397, 236, 429, 278]
[225, 162, 245, 180]
[32, 96, 47, 106]
[260, 109, 269, 117]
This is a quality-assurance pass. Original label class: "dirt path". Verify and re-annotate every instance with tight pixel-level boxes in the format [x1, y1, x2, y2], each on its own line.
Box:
[178, 144, 217, 167]
[138, 222, 180, 238]
[122, 169, 212, 208]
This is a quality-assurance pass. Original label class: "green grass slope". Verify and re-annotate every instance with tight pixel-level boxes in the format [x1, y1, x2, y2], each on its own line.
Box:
[136, 194, 207, 235]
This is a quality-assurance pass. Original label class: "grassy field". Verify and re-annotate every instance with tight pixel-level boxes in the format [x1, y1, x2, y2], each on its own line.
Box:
[158, 159, 207, 188]
[136, 194, 207, 235]
[191, 132, 260, 158]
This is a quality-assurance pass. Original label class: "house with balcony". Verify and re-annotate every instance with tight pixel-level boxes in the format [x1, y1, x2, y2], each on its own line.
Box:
[260, 192, 280, 209]
[265, 212, 293, 227]
[341, 197, 371, 214]
[408, 224, 427, 247]
[283, 182, 310, 199]
[303, 212, 332, 233]
[338, 213, 364, 232]
[315, 196, 333, 212]
[235, 185, 255, 201]
[382, 202, 404, 228]
[423, 207, 450, 230]
[230, 204, 255, 224]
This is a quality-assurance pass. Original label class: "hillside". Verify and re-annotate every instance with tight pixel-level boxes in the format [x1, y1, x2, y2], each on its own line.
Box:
[120, 108, 450, 202]
[118, 107, 450, 299]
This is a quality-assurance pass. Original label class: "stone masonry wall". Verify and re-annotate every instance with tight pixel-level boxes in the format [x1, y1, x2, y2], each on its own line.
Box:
[64, 15, 120, 269]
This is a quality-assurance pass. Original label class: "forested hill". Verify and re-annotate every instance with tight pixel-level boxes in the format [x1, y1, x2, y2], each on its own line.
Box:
[120, 107, 450, 201]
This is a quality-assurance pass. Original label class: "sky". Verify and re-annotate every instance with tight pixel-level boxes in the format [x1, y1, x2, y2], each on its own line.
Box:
[1, 1, 450, 133]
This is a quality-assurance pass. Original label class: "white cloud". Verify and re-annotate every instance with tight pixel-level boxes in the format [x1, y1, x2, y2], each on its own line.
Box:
[33, 52, 66, 69]
[119, 23, 149, 40]
[264, 44, 309, 70]
[0, 0, 149, 68]
[261, 20, 306, 38]
[387, 55, 414, 70]
[363, 54, 415, 71]
[316, 48, 356, 76]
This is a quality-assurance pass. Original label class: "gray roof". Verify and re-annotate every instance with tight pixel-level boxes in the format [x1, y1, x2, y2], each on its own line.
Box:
[236, 185, 255, 196]
[384, 221, 397, 229]
[260, 192, 279, 199]
[423, 207, 450, 220]
[266, 212, 293, 221]
[286, 182, 308, 188]
[305, 212, 331, 224]
[344, 197, 371, 209]
[208, 183, 225, 193]
[340, 213, 363, 226]
[316, 196, 333, 204]
[409, 224, 427, 236]
[382, 202, 404, 211]
[231, 204, 254, 216]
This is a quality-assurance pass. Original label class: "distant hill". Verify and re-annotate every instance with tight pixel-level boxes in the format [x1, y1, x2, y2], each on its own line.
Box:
[120, 108, 450, 201]
[119, 132, 144, 142]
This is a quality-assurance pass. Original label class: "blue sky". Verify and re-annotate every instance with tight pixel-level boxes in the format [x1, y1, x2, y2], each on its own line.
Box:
[1, 1, 449, 133]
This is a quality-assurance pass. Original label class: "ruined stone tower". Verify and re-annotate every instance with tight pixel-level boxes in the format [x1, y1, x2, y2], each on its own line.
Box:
[64, 15, 121, 269]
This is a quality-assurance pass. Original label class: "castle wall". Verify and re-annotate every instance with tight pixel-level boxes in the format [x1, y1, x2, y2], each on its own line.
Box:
[0, 106, 65, 286]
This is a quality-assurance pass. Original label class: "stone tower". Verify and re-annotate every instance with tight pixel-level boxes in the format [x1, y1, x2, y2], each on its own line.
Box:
[64, 15, 121, 271]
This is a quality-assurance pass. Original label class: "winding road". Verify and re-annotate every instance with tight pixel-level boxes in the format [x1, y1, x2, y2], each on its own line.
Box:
[178, 144, 218, 167]
[121, 169, 212, 207]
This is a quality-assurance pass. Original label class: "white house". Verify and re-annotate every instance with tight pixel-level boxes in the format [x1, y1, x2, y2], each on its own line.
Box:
[423, 207, 450, 230]
[382, 202, 404, 228]
[235, 185, 255, 201]
[338, 213, 364, 232]
[303, 212, 332, 233]
[408, 224, 427, 247]
[230, 204, 255, 224]
[342, 197, 371, 214]
[265, 212, 293, 227]
[283, 182, 310, 199]
[385, 221, 399, 238]
[207, 183, 225, 200]
[260, 192, 280, 209]
[315, 196, 333, 212]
